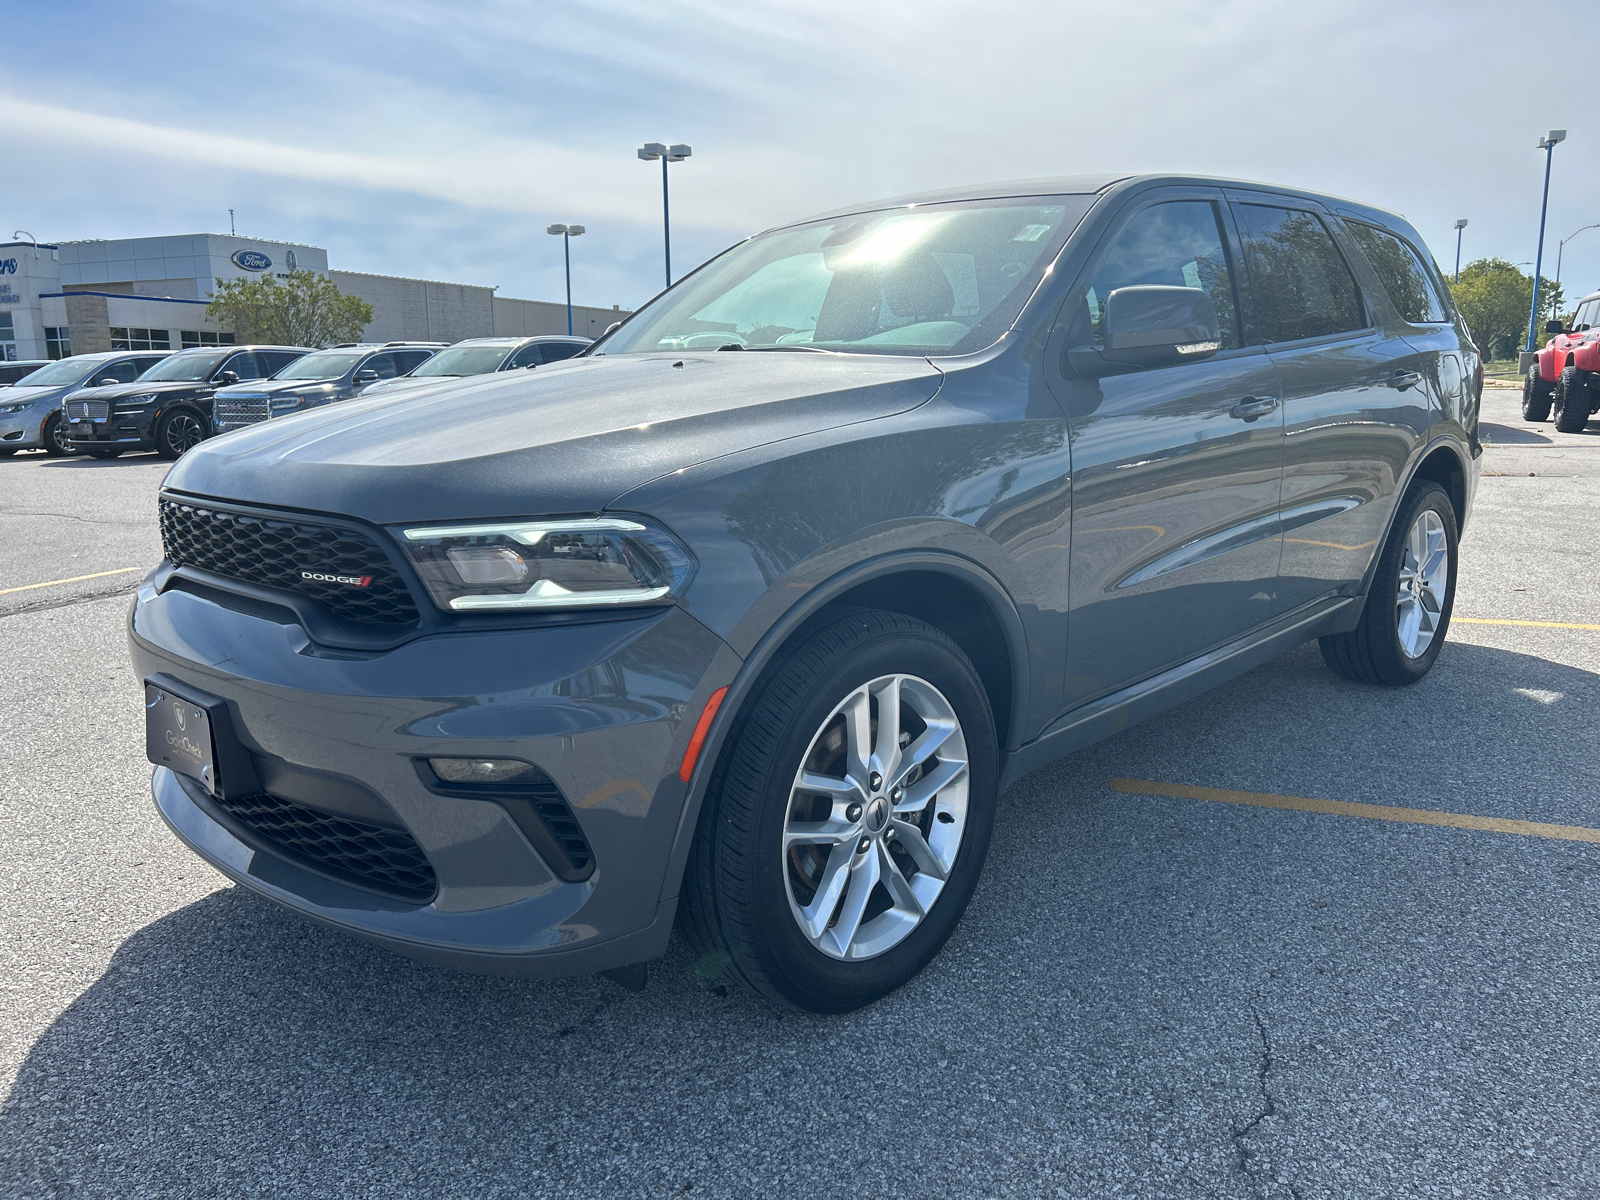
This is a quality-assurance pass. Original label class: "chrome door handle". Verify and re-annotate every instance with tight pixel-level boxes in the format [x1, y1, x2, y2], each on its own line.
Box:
[1389, 370, 1423, 391]
[1229, 396, 1279, 422]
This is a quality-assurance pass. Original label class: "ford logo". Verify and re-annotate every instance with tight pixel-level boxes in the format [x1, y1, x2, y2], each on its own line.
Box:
[231, 249, 272, 272]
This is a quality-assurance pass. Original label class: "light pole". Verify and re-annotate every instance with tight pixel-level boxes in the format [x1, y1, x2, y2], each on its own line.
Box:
[1555, 222, 1600, 293]
[637, 142, 691, 288]
[1526, 129, 1567, 354]
[546, 224, 585, 335]
[1453, 219, 1468, 283]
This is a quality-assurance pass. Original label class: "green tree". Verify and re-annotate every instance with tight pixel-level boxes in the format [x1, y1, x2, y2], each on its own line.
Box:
[1448, 258, 1564, 360]
[205, 269, 375, 348]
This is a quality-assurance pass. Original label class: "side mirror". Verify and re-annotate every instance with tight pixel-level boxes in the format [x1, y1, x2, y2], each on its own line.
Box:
[217, 370, 239, 385]
[353, 369, 380, 384]
[1070, 286, 1221, 377]
[1545, 319, 1566, 335]
[93, 377, 119, 387]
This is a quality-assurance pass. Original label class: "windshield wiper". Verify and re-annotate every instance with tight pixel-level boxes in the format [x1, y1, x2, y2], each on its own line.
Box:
[738, 344, 837, 354]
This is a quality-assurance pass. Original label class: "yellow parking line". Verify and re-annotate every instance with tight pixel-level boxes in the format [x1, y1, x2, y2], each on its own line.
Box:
[0, 566, 143, 596]
[1454, 617, 1600, 632]
[1109, 778, 1600, 845]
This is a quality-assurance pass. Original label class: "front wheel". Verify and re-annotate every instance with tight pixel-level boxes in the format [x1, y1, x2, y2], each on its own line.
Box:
[155, 409, 206, 459]
[41, 412, 74, 457]
[681, 608, 998, 1013]
[1320, 481, 1458, 685]
[1522, 365, 1553, 422]
[1554, 367, 1592, 434]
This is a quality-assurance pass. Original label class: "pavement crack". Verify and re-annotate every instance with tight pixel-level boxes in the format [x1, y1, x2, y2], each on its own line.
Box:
[1230, 1008, 1291, 1198]
[0, 583, 138, 619]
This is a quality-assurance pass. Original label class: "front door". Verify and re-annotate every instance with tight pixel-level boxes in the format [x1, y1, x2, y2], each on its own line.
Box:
[1054, 191, 1287, 710]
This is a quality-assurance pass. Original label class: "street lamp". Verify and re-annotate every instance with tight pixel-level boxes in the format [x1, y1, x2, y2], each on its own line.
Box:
[546, 224, 585, 335]
[1554, 223, 1600, 293]
[637, 142, 691, 288]
[1453, 219, 1468, 283]
[1526, 128, 1567, 354]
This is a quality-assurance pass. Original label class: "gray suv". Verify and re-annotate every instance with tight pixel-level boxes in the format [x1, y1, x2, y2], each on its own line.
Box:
[211, 342, 443, 432]
[131, 174, 1479, 1012]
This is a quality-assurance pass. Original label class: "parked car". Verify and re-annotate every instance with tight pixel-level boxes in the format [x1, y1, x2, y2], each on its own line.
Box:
[0, 350, 171, 457]
[63, 345, 312, 460]
[1524, 288, 1600, 432]
[359, 335, 591, 397]
[211, 342, 444, 432]
[0, 359, 50, 387]
[132, 173, 1479, 1012]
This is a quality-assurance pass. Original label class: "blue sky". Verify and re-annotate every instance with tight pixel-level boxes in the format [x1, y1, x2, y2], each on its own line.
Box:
[4, 0, 1597, 312]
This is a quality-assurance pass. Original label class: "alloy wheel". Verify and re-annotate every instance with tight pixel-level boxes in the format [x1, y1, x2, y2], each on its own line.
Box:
[1395, 508, 1449, 658]
[164, 413, 205, 456]
[781, 673, 969, 961]
[48, 416, 72, 454]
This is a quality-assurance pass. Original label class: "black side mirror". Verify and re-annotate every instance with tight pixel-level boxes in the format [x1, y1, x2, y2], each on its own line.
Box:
[1071, 286, 1221, 377]
[1545, 319, 1566, 335]
[353, 369, 380, 384]
[217, 370, 239, 385]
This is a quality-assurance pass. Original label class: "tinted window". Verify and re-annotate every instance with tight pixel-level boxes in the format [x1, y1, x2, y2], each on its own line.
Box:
[1345, 223, 1446, 324]
[505, 344, 545, 369]
[261, 350, 305, 374]
[1236, 205, 1365, 343]
[395, 350, 435, 374]
[540, 342, 584, 362]
[1086, 200, 1240, 350]
[360, 353, 400, 380]
[134, 356, 168, 376]
[98, 359, 144, 384]
[220, 351, 263, 380]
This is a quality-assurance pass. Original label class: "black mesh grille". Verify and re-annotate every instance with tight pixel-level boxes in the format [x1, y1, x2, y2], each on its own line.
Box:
[212, 791, 437, 903]
[161, 498, 420, 627]
[522, 776, 594, 877]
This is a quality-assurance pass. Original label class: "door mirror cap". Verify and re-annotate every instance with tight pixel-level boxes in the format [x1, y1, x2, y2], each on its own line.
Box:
[353, 369, 380, 384]
[1070, 286, 1222, 377]
[1544, 319, 1566, 336]
[217, 370, 239, 385]
[93, 377, 119, 387]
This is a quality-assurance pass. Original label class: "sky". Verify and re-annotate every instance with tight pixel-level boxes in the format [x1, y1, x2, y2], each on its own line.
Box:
[3, 0, 1596, 313]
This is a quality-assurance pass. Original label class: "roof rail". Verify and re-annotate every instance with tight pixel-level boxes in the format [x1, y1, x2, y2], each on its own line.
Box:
[330, 343, 359, 348]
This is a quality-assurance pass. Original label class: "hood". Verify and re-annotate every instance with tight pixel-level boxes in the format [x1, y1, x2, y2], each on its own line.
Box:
[165, 352, 942, 524]
[359, 374, 464, 396]
[1, 383, 75, 406]
[64, 380, 212, 403]
[214, 377, 339, 397]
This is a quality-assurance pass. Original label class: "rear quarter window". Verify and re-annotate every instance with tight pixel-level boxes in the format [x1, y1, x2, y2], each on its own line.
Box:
[1345, 223, 1448, 324]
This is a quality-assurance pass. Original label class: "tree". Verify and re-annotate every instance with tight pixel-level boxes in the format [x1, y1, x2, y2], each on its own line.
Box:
[205, 269, 375, 348]
[1448, 258, 1564, 361]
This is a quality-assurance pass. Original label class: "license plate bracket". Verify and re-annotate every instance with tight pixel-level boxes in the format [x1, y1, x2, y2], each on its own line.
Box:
[143, 675, 261, 799]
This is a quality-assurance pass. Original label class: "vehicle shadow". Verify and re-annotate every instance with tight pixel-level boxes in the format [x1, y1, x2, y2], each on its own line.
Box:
[2, 641, 1597, 1195]
[1478, 420, 1552, 446]
[33, 454, 164, 468]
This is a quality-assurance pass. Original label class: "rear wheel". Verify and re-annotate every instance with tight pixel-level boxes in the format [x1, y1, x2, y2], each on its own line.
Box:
[155, 409, 206, 459]
[1320, 481, 1457, 686]
[1554, 367, 1592, 433]
[41, 412, 74, 457]
[1522, 365, 1553, 421]
[681, 608, 998, 1013]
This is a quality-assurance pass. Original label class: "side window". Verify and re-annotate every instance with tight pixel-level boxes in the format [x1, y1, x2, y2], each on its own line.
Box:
[1576, 300, 1596, 332]
[133, 356, 165, 376]
[507, 344, 544, 369]
[1236, 205, 1366, 343]
[1344, 223, 1447, 324]
[396, 350, 434, 374]
[362, 353, 399, 380]
[220, 352, 262, 380]
[102, 359, 144, 384]
[1085, 200, 1240, 350]
[540, 342, 583, 363]
[262, 351, 303, 375]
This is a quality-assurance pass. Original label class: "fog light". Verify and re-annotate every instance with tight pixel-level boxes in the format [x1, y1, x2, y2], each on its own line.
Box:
[429, 757, 537, 784]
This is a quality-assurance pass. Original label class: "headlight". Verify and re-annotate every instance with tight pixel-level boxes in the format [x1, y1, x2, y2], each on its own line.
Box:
[119, 393, 158, 406]
[269, 393, 305, 410]
[397, 516, 695, 612]
[0, 402, 25, 414]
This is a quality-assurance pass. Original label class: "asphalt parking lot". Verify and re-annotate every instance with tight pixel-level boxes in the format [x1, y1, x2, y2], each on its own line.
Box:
[2, 386, 1598, 1198]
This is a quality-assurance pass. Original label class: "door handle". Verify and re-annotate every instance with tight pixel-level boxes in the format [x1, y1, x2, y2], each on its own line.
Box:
[1389, 370, 1423, 391]
[1229, 396, 1279, 422]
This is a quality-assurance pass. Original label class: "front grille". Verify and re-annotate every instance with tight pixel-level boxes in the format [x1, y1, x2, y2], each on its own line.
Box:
[160, 498, 422, 626]
[211, 791, 437, 903]
[67, 399, 109, 420]
[214, 393, 270, 430]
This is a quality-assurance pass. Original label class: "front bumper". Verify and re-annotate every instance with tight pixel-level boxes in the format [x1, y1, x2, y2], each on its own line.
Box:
[130, 576, 739, 976]
[67, 410, 155, 449]
[0, 411, 46, 450]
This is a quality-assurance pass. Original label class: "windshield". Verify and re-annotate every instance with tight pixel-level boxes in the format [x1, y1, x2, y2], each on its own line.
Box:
[599, 196, 1094, 357]
[12, 358, 104, 387]
[274, 350, 365, 381]
[140, 351, 231, 382]
[409, 344, 512, 377]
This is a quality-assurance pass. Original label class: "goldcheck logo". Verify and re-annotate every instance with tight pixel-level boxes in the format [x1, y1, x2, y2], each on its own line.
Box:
[301, 570, 373, 588]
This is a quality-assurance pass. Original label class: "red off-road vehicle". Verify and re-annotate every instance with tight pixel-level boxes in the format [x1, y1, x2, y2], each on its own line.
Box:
[1524, 288, 1600, 432]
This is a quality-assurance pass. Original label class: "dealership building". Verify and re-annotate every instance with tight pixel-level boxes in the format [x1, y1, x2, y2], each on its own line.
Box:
[0, 234, 629, 361]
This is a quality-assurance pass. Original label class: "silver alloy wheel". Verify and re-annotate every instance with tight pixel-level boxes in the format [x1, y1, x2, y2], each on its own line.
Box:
[781, 673, 969, 961]
[48, 415, 71, 454]
[165, 413, 205, 455]
[1395, 508, 1449, 658]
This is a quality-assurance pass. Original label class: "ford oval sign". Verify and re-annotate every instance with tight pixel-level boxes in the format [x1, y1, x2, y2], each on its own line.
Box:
[231, 249, 272, 272]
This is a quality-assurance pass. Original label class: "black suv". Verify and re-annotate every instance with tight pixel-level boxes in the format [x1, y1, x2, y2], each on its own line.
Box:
[65, 345, 312, 459]
[211, 342, 444, 432]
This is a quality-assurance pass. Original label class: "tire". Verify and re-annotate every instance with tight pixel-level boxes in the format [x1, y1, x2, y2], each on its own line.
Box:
[82, 447, 122, 460]
[1320, 481, 1457, 686]
[1522, 365, 1553, 422]
[41, 412, 74, 457]
[155, 409, 206, 459]
[1553, 367, 1592, 434]
[681, 607, 999, 1013]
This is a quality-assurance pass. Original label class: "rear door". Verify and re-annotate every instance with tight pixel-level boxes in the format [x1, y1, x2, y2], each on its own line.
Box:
[1228, 194, 1430, 612]
[1055, 188, 1288, 708]
[394, 350, 435, 375]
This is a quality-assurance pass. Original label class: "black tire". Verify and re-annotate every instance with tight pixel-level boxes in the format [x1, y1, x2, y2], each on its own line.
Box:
[681, 607, 999, 1013]
[82, 447, 122, 460]
[155, 408, 206, 459]
[1522, 365, 1553, 422]
[41, 412, 74, 457]
[1553, 366, 1592, 434]
[1320, 481, 1458, 686]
